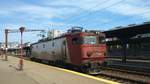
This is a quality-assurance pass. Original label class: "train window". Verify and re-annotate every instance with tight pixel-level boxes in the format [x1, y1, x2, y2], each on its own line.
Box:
[72, 37, 81, 45]
[43, 44, 45, 48]
[83, 36, 97, 44]
[52, 42, 55, 47]
[36, 45, 38, 48]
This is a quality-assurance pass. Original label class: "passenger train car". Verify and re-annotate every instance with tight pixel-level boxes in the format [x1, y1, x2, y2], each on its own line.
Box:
[31, 28, 106, 74]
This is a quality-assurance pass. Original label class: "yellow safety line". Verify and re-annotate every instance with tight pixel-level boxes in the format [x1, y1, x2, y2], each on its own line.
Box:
[28, 61, 120, 84]
[51, 67, 120, 84]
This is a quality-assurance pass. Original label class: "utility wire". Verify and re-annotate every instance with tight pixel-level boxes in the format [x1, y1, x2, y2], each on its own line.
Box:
[69, 0, 124, 23]
[98, 10, 150, 27]
[82, 2, 150, 28]
[79, 0, 125, 23]
[66, 0, 109, 22]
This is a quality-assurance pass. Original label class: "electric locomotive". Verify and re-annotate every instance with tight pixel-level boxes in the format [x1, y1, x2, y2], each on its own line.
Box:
[31, 27, 106, 74]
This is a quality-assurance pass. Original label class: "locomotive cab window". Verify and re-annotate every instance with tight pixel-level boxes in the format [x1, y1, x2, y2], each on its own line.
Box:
[72, 37, 81, 45]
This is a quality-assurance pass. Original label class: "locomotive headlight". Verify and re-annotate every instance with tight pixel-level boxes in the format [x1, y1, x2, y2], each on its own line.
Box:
[95, 52, 103, 56]
[87, 51, 103, 57]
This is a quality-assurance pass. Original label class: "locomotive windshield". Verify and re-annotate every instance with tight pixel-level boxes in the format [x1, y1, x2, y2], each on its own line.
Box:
[83, 36, 97, 44]
[83, 36, 105, 44]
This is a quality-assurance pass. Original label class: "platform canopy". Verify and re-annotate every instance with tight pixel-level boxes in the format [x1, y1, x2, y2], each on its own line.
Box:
[104, 22, 150, 39]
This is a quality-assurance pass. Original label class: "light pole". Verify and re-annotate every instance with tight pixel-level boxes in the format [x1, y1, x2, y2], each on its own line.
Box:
[19, 27, 25, 70]
[4, 29, 8, 61]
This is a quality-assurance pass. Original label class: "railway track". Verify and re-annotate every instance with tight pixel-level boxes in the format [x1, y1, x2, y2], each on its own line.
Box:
[96, 67, 150, 84]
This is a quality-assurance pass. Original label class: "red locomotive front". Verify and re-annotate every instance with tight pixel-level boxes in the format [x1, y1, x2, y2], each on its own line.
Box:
[66, 28, 106, 74]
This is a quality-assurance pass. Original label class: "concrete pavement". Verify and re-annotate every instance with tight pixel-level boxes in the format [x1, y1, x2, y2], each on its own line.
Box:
[0, 56, 119, 84]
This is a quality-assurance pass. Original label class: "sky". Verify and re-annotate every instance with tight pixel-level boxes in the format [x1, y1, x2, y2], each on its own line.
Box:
[0, 0, 150, 43]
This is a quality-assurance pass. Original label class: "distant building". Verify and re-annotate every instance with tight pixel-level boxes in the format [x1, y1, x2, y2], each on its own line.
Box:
[0, 42, 32, 56]
[0, 42, 20, 50]
[47, 30, 63, 39]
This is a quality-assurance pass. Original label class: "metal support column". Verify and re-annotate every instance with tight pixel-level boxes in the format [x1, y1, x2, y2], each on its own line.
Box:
[19, 27, 25, 70]
[4, 29, 8, 61]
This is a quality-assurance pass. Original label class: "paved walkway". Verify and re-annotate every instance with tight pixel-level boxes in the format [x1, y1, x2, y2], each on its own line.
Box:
[0, 56, 119, 84]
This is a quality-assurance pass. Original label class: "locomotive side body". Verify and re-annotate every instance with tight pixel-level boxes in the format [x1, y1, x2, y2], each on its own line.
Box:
[31, 37, 70, 63]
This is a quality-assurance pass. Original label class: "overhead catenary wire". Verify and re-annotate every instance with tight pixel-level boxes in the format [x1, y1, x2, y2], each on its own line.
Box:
[98, 10, 150, 28]
[79, 2, 150, 28]
[66, 0, 109, 22]
[69, 0, 124, 23]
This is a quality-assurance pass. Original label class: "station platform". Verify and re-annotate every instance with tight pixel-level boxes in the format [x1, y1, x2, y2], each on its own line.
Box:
[0, 56, 119, 84]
